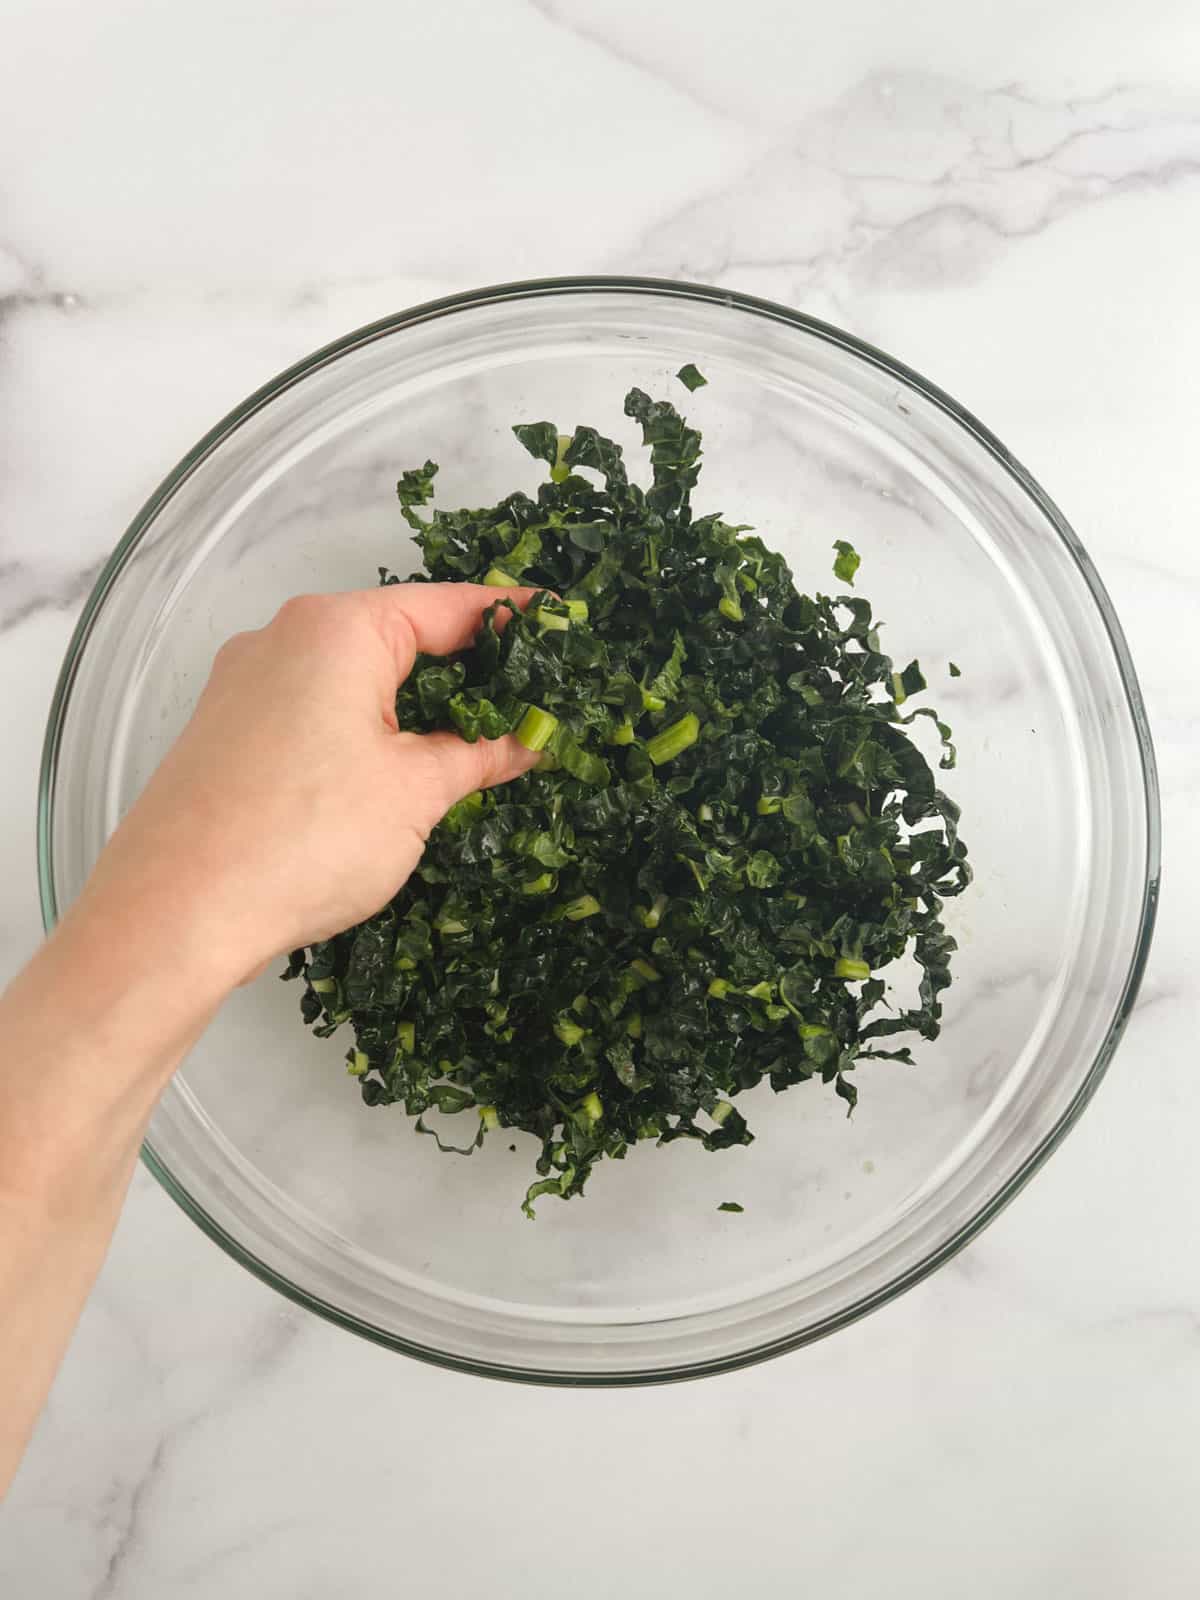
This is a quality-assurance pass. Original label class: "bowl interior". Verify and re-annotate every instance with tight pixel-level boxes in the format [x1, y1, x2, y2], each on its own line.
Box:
[43, 285, 1154, 1378]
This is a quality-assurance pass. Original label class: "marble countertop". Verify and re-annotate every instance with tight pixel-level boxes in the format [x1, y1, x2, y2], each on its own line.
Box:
[2, 3, 1198, 1594]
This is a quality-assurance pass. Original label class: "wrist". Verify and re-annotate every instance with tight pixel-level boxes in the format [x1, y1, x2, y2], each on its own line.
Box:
[0, 902, 226, 1209]
[67, 821, 261, 1014]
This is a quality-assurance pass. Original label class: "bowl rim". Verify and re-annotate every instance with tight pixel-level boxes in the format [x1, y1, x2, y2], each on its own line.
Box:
[37, 274, 1162, 1385]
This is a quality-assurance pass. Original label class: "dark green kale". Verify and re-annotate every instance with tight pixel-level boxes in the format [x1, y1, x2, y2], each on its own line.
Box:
[284, 384, 970, 1217]
[718, 1202, 745, 1214]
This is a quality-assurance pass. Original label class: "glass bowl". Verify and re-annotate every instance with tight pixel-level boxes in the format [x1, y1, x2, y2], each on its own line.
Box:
[39, 278, 1160, 1383]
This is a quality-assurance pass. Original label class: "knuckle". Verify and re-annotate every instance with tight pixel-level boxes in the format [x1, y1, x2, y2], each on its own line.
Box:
[273, 593, 353, 656]
[213, 629, 251, 668]
[275, 593, 326, 629]
[471, 735, 516, 793]
[474, 738, 504, 788]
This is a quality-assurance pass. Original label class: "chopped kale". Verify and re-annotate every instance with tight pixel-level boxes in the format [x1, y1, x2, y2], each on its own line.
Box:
[284, 383, 970, 1216]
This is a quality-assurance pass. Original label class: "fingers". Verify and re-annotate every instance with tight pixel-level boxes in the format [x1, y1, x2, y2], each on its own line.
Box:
[374, 585, 546, 830]
[363, 583, 542, 681]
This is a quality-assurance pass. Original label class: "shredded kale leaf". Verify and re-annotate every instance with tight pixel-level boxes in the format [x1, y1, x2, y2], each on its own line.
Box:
[284, 383, 971, 1217]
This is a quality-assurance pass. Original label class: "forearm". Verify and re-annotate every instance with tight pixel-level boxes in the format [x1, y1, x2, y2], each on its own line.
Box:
[0, 890, 230, 1495]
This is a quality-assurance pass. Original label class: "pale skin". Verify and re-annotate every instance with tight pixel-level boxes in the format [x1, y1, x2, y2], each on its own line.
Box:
[0, 583, 540, 1495]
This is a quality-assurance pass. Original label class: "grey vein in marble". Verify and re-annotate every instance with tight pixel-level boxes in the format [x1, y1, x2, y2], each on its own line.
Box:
[525, 0, 743, 125]
[625, 75, 1200, 309]
[78, 1300, 306, 1600]
[0, 556, 107, 632]
[92, 1436, 166, 1600]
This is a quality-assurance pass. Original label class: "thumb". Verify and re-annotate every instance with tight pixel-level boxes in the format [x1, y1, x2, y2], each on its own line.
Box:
[396, 729, 541, 833]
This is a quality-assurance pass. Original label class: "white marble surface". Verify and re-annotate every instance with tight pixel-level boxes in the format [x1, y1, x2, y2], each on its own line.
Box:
[1, 2, 1198, 1593]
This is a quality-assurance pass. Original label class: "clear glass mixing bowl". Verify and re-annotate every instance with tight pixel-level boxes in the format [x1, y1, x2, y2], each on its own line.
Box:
[39, 278, 1159, 1383]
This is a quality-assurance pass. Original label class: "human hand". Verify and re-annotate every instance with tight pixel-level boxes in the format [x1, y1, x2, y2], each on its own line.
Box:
[73, 583, 540, 995]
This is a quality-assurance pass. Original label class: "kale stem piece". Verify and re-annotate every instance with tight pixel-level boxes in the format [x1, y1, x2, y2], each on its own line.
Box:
[646, 713, 700, 766]
[564, 895, 601, 920]
[834, 957, 871, 981]
[639, 893, 669, 929]
[515, 706, 558, 751]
